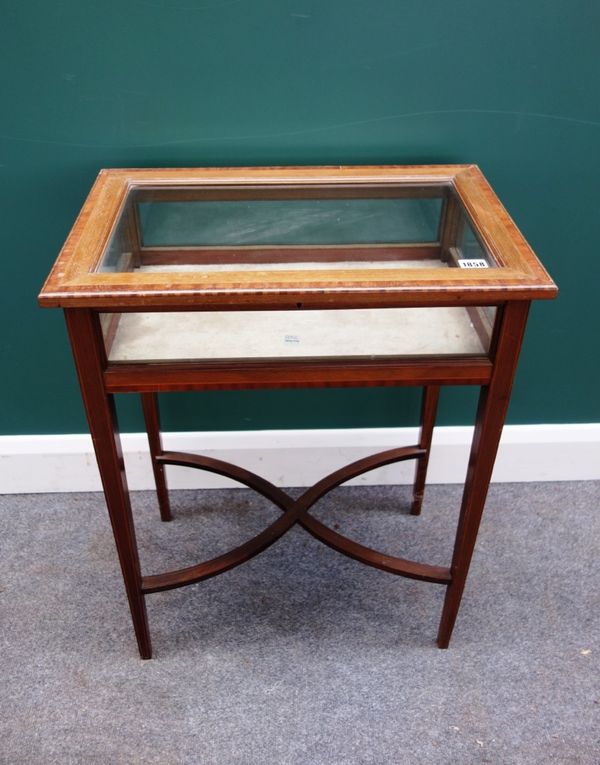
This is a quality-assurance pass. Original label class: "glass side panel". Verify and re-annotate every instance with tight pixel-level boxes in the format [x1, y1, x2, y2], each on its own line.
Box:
[137, 198, 441, 247]
[101, 306, 496, 363]
[97, 184, 498, 273]
[451, 217, 493, 269]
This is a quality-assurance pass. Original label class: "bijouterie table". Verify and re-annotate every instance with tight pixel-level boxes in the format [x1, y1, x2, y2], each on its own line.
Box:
[39, 165, 557, 658]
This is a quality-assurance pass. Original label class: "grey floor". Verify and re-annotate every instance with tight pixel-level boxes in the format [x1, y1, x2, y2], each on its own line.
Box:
[1, 481, 599, 764]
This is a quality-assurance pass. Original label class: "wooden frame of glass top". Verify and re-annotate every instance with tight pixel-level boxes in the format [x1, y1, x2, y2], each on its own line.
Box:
[39, 165, 556, 310]
[39, 165, 557, 659]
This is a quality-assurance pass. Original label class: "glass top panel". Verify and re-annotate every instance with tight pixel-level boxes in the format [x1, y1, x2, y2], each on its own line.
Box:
[97, 184, 497, 273]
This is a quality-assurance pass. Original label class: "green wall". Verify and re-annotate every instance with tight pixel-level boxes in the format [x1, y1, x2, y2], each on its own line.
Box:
[2, 0, 599, 435]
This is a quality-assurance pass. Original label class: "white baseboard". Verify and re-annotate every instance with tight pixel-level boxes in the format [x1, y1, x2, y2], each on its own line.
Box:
[0, 424, 598, 494]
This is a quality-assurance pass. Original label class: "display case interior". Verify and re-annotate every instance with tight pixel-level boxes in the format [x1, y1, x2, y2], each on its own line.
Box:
[97, 182, 496, 363]
[98, 183, 495, 274]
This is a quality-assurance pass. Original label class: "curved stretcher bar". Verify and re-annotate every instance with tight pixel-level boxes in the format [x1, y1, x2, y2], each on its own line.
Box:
[140, 446, 451, 594]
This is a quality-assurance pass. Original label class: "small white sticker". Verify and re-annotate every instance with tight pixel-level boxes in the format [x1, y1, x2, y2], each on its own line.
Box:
[458, 259, 489, 269]
[284, 334, 300, 344]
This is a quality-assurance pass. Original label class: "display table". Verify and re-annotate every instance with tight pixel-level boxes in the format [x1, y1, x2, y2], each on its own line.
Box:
[38, 165, 557, 658]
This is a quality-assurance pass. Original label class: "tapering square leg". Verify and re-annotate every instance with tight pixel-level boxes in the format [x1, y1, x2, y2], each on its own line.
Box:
[141, 393, 172, 522]
[411, 385, 440, 515]
[437, 301, 530, 648]
[65, 309, 152, 659]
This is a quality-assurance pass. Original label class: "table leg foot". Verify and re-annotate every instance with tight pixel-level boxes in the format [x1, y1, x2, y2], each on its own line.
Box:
[436, 581, 463, 648]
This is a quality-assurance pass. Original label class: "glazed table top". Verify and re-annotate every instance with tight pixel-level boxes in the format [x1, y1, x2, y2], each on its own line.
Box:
[38, 165, 557, 311]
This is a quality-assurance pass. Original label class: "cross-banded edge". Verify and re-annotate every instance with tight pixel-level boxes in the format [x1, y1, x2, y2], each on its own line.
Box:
[140, 446, 452, 594]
